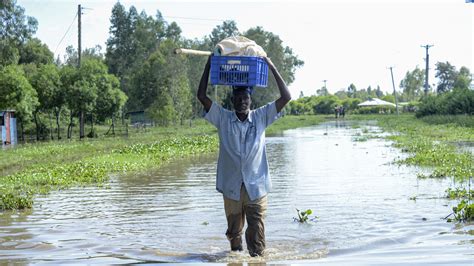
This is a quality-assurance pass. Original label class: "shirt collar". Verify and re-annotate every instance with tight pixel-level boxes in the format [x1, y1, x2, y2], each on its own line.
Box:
[232, 110, 253, 123]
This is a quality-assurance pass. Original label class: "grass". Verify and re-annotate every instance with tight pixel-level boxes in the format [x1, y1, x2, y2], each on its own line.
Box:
[349, 114, 473, 181]
[348, 114, 473, 222]
[266, 115, 327, 135]
[419, 114, 474, 128]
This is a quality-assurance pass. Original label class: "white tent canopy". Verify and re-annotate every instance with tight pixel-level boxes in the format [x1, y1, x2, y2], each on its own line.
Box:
[358, 98, 396, 107]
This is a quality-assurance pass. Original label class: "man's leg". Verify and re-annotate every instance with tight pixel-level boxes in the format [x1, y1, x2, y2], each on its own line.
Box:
[243, 188, 267, 257]
[224, 193, 245, 251]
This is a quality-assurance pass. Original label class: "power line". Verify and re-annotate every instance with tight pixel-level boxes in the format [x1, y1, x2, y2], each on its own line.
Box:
[163, 15, 226, 22]
[54, 12, 78, 55]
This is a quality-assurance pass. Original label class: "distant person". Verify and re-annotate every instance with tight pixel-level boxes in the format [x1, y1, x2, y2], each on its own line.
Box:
[340, 106, 345, 118]
[335, 106, 339, 118]
[197, 55, 291, 257]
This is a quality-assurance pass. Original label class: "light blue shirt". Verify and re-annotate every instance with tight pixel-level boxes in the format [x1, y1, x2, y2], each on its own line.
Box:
[204, 101, 281, 201]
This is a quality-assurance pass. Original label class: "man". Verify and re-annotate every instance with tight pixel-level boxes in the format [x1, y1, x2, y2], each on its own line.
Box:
[197, 55, 291, 257]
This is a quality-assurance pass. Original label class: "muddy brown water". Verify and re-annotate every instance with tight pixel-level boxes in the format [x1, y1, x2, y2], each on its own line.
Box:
[1, 120, 472, 265]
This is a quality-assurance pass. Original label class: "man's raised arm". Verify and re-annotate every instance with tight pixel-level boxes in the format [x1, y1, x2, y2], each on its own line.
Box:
[265, 57, 291, 113]
[197, 56, 213, 112]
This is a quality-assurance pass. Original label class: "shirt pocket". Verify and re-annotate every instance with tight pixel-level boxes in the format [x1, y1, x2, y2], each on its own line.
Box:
[247, 125, 257, 140]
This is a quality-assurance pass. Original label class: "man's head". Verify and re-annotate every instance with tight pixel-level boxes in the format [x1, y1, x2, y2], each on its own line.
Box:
[232, 86, 253, 114]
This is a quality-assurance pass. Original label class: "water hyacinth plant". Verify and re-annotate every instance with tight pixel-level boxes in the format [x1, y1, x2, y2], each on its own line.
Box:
[0, 135, 218, 210]
[445, 200, 474, 223]
[293, 208, 318, 223]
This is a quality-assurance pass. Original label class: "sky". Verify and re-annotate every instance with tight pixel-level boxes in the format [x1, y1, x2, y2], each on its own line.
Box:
[17, 0, 474, 97]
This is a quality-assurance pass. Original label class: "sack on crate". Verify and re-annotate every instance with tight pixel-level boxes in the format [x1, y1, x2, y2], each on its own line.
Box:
[214, 36, 267, 57]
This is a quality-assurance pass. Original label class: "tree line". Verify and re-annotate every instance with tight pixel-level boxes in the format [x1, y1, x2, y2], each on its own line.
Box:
[288, 62, 472, 116]
[1, 1, 471, 141]
[0, 1, 304, 140]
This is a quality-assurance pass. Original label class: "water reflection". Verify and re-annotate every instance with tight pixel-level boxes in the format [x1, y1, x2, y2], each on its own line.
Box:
[0, 121, 472, 264]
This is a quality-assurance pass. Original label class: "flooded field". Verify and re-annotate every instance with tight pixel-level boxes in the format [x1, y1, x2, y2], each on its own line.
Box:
[0, 120, 472, 265]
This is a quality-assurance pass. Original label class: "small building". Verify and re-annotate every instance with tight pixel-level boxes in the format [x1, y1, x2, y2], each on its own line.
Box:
[1, 110, 17, 145]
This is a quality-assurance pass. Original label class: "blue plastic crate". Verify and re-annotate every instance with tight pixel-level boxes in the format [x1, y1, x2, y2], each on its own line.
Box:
[210, 56, 268, 87]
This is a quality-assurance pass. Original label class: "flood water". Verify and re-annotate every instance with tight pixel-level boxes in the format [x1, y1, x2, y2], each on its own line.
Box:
[1, 120, 472, 265]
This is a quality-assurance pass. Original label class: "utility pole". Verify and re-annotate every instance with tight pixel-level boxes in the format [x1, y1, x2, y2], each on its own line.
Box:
[78, 4, 84, 139]
[78, 4, 82, 68]
[389, 66, 399, 115]
[421, 44, 434, 96]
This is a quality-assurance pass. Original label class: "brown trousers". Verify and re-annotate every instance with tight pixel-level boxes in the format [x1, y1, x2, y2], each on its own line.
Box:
[224, 185, 267, 256]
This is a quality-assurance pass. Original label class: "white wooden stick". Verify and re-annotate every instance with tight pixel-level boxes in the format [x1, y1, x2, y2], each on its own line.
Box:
[174, 48, 212, 56]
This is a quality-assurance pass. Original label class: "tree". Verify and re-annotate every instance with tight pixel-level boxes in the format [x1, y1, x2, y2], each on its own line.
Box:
[435, 61, 457, 94]
[146, 93, 176, 126]
[209, 20, 240, 47]
[59, 65, 78, 139]
[129, 50, 167, 111]
[61, 59, 114, 139]
[354, 89, 369, 101]
[160, 40, 193, 124]
[93, 73, 127, 135]
[335, 90, 348, 100]
[105, 2, 132, 78]
[0, 0, 38, 67]
[454, 66, 472, 90]
[0, 39, 20, 66]
[28, 63, 61, 140]
[0, 0, 38, 44]
[347, 83, 357, 98]
[375, 86, 384, 98]
[0, 65, 39, 140]
[316, 87, 329, 96]
[399, 67, 424, 101]
[182, 38, 211, 117]
[130, 39, 192, 126]
[165, 22, 182, 42]
[313, 95, 340, 114]
[19, 38, 53, 65]
[63, 45, 103, 66]
[382, 94, 395, 103]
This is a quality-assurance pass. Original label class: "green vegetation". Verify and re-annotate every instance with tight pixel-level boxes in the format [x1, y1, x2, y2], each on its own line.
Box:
[364, 115, 472, 182]
[350, 114, 473, 222]
[444, 187, 473, 223]
[419, 115, 474, 127]
[445, 187, 473, 200]
[0, 115, 325, 210]
[266, 115, 326, 135]
[416, 88, 473, 118]
[0, 134, 218, 210]
[445, 200, 474, 223]
[293, 208, 317, 223]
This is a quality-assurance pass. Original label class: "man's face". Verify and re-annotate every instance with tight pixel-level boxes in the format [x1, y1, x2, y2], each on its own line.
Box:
[232, 91, 252, 114]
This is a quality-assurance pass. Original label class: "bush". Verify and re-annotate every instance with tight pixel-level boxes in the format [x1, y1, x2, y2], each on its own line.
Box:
[402, 101, 419, 113]
[417, 88, 474, 117]
[312, 95, 340, 114]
